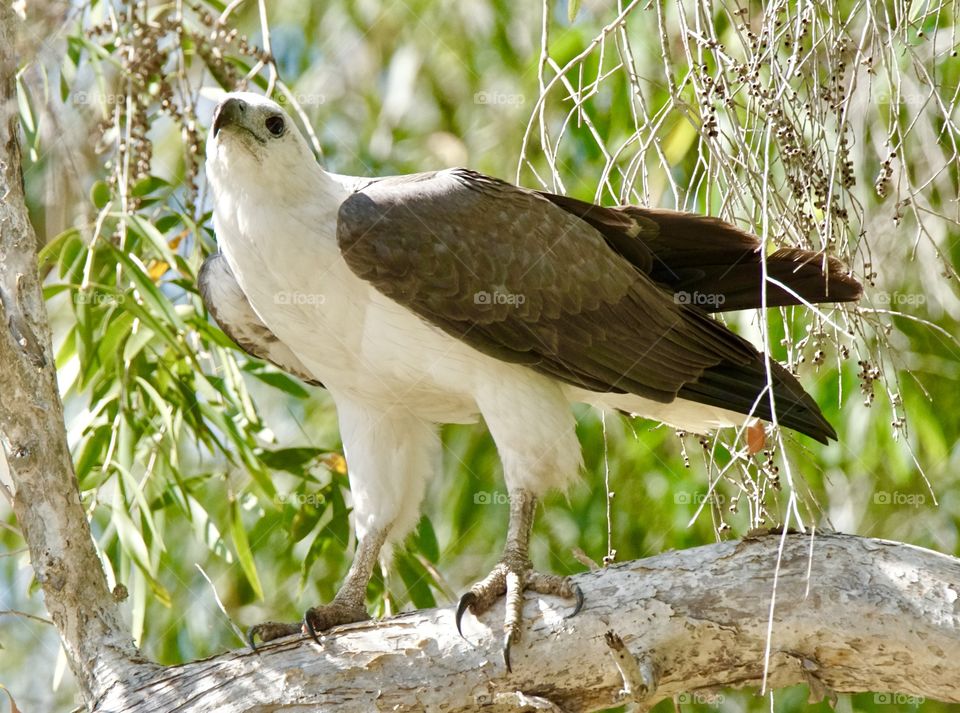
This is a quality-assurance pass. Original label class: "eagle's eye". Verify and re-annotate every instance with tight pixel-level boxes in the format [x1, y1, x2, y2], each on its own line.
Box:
[265, 115, 285, 137]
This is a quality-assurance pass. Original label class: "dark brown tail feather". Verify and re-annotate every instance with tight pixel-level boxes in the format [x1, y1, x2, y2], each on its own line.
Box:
[678, 357, 837, 443]
[540, 193, 862, 313]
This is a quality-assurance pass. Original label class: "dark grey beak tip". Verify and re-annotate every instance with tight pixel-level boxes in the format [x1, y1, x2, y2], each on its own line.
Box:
[212, 97, 245, 138]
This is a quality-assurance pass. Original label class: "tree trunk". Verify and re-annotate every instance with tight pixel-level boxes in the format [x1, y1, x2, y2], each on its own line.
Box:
[0, 5, 150, 703]
[84, 531, 960, 712]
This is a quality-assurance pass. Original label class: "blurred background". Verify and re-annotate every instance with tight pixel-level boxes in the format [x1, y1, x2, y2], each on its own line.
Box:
[1, 0, 958, 710]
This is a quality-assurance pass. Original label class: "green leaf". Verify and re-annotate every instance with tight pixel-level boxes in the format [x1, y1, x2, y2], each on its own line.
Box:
[131, 175, 170, 197]
[394, 551, 436, 609]
[135, 375, 175, 440]
[229, 498, 265, 600]
[91, 180, 111, 209]
[290, 497, 325, 542]
[246, 369, 313, 399]
[258, 447, 327, 473]
[38, 227, 80, 267]
[188, 496, 231, 561]
[122, 213, 178, 267]
[112, 485, 153, 575]
[104, 242, 185, 332]
[411, 516, 439, 563]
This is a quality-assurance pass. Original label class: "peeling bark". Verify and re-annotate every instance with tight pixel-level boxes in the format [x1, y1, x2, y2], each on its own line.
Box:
[89, 532, 960, 712]
[0, 5, 148, 703]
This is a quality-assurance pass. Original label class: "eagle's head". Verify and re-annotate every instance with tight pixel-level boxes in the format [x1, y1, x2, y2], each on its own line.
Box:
[206, 92, 322, 202]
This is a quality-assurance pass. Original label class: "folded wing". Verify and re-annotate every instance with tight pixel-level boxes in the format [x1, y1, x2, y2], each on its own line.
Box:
[337, 168, 856, 442]
[198, 252, 323, 387]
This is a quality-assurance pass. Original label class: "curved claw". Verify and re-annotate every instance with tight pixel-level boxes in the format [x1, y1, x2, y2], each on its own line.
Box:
[246, 628, 260, 653]
[456, 591, 477, 638]
[565, 583, 585, 619]
[303, 609, 322, 645]
[502, 636, 512, 673]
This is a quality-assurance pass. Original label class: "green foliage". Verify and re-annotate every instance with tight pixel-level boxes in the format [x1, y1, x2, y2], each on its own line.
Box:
[2, 1, 958, 711]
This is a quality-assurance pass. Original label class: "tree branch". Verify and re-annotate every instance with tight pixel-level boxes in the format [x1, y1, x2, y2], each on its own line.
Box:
[91, 532, 960, 712]
[0, 6, 148, 702]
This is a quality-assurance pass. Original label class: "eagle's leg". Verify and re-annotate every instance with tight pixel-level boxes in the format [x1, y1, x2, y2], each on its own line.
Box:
[247, 526, 386, 649]
[456, 487, 583, 671]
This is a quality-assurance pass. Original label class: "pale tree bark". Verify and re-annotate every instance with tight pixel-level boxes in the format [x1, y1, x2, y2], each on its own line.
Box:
[0, 4, 154, 703]
[3, 7, 960, 713]
[88, 532, 960, 712]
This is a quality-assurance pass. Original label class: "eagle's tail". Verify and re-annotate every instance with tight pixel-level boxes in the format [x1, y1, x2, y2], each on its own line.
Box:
[678, 357, 837, 443]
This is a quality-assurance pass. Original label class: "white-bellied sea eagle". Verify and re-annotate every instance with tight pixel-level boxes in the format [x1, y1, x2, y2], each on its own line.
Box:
[201, 92, 861, 669]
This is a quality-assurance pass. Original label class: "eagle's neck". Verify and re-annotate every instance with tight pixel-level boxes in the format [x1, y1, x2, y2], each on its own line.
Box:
[209, 155, 348, 299]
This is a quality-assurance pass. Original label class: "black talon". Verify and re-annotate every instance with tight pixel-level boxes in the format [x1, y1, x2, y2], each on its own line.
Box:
[565, 583, 585, 619]
[246, 628, 260, 653]
[502, 638, 512, 673]
[456, 591, 476, 638]
[304, 609, 322, 645]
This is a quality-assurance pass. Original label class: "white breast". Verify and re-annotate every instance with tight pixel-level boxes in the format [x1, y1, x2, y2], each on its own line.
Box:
[211, 180, 486, 421]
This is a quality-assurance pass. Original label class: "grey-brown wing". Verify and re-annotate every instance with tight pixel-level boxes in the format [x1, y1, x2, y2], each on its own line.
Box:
[336, 168, 836, 442]
[336, 168, 758, 399]
[198, 253, 323, 387]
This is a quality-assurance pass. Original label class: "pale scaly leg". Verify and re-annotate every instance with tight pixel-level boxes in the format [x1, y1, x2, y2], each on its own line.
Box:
[249, 397, 437, 650]
[248, 526, 386, 649]
[455, 487, 583, 671]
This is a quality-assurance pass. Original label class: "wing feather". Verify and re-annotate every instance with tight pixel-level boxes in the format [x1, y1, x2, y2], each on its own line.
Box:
[539, 192, 862, 312]
[198, 253, 323, 387]
[336, 168, 841, 441]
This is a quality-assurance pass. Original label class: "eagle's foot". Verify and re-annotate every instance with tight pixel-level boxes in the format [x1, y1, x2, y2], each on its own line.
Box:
[246, 620, 302, 649]
[246, 601, 369, 651]
[303, 601, 370, 644]
[455, 552, 583, 672]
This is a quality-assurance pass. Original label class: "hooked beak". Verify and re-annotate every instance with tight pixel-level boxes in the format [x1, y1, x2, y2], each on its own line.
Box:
[212, 97, 247, 138]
